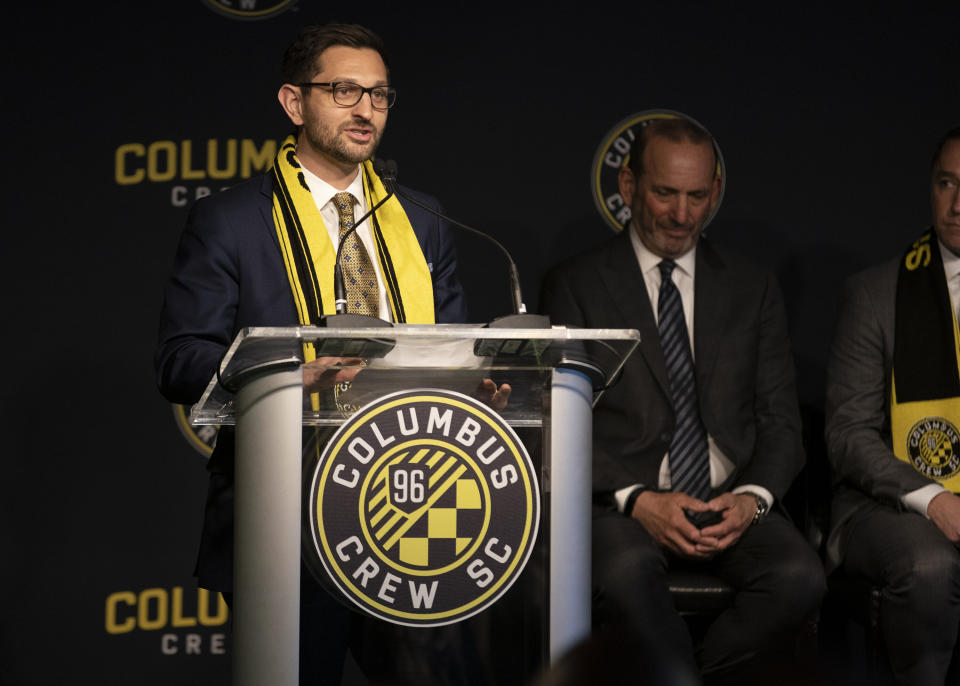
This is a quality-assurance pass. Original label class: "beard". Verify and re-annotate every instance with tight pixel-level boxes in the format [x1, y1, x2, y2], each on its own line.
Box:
[301, 113, 383, 166]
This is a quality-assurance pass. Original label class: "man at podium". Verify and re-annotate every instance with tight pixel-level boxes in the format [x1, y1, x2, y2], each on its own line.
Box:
[541, 116, 824, 684]
[154, 22, 468, 683]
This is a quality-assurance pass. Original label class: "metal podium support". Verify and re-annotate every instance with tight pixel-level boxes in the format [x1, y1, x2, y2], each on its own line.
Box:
[234, 368, 303, 686]
[548, 367, 594, 662]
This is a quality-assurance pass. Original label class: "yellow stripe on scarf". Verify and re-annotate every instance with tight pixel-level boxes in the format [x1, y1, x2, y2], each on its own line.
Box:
[271, 136, 436, 410]
[271, 135, 435, 325]
[890, 275, 960, 492]
[359, 160, 434, 324]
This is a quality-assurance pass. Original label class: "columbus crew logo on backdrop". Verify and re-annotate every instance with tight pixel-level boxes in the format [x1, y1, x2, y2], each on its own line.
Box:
[172, 405, 218, 457]
[201, 0, 297, 20]
[590, 109, 726, 233]
[907, 416, 960, 480]
[307, 389, 539, 627]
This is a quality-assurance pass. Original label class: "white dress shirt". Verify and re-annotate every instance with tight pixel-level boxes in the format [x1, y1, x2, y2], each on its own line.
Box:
[902, 239, 960, 516]
[615, 229, 773, 513]
[300, 165, 392, 321]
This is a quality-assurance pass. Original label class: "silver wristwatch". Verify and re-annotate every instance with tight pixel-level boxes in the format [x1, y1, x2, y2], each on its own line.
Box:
[748, 493, 768, 525]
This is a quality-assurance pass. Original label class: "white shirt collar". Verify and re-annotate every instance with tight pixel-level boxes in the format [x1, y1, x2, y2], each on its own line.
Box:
[628, 224, 697, 282]
[939, 237, 960, 283]
[300, 165, 364, 210]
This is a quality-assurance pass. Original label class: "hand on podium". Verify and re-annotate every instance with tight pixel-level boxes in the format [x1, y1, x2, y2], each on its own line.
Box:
[302, 356, 367, 394]
[475, 378, 512, 411]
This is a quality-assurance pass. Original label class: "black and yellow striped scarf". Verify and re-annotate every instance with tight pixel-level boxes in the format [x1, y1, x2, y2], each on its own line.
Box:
[891, 230, 960, 491]
[270, 135, 435, 328]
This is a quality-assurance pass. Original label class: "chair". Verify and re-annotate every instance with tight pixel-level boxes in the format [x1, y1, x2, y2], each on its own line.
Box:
[820, 570, 887, 684]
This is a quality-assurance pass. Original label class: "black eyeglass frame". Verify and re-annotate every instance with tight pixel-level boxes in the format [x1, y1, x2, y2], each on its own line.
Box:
[297, 81, 397, 110]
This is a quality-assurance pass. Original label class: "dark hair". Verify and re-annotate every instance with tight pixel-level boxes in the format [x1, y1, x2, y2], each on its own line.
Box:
[932, 126, 960, 170]
[282, 23, 389, 84]
[627, 117, 714, 176]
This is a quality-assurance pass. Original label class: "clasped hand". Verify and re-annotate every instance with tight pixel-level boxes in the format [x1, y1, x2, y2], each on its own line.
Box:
[630, 491, 756, 559]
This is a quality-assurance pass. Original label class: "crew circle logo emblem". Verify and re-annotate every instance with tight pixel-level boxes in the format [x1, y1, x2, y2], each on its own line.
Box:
[590, 109, 726, 233]
[907, 416, 960, 480]
[307, 388, 539, 626]
[172, 404, 217, 457]
[201, 0, 296, 20]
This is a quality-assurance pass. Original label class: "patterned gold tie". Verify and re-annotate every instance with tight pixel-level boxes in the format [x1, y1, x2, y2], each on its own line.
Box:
[333, 191, 379, 317]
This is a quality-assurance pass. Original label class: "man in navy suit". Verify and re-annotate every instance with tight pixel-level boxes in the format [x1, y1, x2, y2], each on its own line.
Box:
[155, 23, 470, 684]
[541, 117, 824, 684]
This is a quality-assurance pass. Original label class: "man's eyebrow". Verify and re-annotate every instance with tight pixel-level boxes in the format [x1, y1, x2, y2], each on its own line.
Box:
[327, 76, 390, 86]
[652, 184, 711, 195]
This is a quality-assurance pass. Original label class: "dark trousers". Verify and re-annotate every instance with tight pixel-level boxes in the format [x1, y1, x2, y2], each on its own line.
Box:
[592, 509, 825, 684]
[840, 503, 960, 686]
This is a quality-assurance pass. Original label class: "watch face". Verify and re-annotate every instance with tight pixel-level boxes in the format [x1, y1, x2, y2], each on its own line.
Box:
[749, 495, 767, 524]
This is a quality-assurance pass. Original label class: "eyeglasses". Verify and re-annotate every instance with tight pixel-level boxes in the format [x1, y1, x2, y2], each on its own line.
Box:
[297, 81, 397, 110]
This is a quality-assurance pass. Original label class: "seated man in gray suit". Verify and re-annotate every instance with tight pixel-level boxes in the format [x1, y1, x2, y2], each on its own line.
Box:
[826, 125, 960, 685]
[541, 115, 824, 685]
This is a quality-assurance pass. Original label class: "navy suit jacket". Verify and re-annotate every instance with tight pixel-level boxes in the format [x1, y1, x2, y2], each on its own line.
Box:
[156, 172, 467, 404]
[540, 230, 803, 508]
[154, 172, 467, 590]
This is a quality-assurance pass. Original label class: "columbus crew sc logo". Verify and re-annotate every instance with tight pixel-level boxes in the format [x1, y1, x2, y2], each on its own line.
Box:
[907, 416, 960, 480]
[590, 109, 726, 233]
[201, 0, 296, 20]
[307, 389, 539, 626]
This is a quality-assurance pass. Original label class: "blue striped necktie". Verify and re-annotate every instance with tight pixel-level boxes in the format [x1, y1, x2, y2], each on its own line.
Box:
[657, 259, 711, 504]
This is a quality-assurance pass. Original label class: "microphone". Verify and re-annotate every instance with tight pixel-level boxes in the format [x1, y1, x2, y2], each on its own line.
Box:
[316, 162, 397, 359]
[377, 158, 398, 194]
[379, 160, 549, 331]
[331, 162, 395, 318]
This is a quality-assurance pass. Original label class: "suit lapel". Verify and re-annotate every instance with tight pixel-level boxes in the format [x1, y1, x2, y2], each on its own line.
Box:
[599, 231, 672, 399]
[693, 239, 727, 386]
[259, 173, 282, 252]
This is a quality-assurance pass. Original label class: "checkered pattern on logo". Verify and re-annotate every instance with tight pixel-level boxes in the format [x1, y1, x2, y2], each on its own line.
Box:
[365, 448, 484, 568]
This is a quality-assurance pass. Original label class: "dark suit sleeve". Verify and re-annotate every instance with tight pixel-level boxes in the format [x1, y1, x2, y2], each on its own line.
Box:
[154, 197, 239, 405]
[540, 265, 640, 505]
[825, 270, 933, 504]
[722, 271, 805, 502]
[431, 206, 468, 324]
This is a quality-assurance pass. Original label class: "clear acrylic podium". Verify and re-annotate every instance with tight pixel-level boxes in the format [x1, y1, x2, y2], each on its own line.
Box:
[191, 324, 640, 686]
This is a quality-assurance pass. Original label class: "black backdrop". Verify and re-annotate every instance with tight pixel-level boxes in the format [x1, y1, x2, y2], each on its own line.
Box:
[2, 2, 958, 684]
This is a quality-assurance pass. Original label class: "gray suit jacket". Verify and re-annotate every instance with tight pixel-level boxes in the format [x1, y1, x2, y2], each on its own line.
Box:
[541, 231, 804, 509]
[824, 258, 938, 569]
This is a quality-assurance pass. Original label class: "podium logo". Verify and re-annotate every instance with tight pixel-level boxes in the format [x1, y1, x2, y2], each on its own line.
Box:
[201, 0, 297, 20]
[307, 389, 539, 626]
[590, 109, 725, 233]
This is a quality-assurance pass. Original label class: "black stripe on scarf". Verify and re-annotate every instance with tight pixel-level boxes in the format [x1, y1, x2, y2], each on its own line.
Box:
[372, 211, 406, 323]
[273, 165, 324, 324]
[893, 229, 960, 402]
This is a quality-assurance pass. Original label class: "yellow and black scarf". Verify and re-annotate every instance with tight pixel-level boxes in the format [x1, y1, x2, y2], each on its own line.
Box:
[891, 230, 960, 491]
[270, 135, 435, 327]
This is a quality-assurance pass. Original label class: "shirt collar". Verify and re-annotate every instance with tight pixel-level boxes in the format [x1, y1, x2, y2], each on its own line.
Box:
[628, 225, 697, 282]
[939, 237, 960, 283]
[300, 165, 364, 209]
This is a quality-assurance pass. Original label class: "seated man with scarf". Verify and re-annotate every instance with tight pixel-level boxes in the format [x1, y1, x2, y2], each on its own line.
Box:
[154, 22, 490, 683]
[826, 125, 960, 686]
